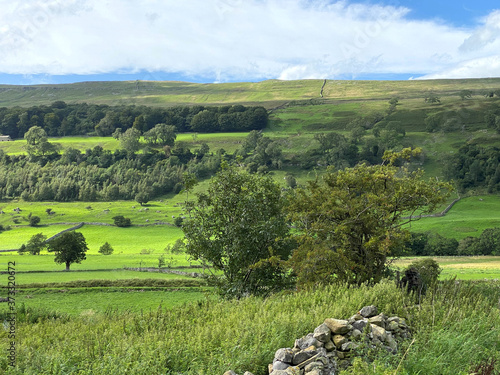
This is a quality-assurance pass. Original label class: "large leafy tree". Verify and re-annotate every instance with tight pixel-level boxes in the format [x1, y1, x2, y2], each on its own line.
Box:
[24, 126, 57, 157]
[287, 148, 451, 287]
[182, 162, 294, 298]
[19, 233, 47, 255]
[47, 231, 88, 271]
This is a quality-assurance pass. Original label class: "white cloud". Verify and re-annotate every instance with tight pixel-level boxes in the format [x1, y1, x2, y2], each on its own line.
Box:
[0, 0, 498, 81]
[417, 56, 500, 80]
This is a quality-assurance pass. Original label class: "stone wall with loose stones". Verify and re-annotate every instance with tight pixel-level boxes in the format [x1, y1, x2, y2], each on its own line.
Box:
[224, 305, 411, 375]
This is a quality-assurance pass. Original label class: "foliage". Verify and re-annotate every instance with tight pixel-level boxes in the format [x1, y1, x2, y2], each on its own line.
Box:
[459, 90, 473, 100]
[47, 231, 89, 271]
[24, 126, 58, 157]
[135, 190, 151, 206]
[404, 258, 442, 295]
[112, 215, 132, 227]
[119, 127, 141, 152]
[98, 241, 114, 255]
[19, 233, 47, 255]
[174, 216, 184, 227]
[458, 227, 500, 256]
[183, 162, 295, 298]
[164, 238, 186, 254]
[287, 148, 451, 287]
[0, 102, 267, 139]
[28, 215, 41, 227]
[425, 93, 441, 103]
[443, 144, 500, 193]
[143, 123, 177, 146]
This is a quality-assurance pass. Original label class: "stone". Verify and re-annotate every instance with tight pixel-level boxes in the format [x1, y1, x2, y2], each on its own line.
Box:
[359, 305, 378, 318]
[296, 354, 321, 369]
[351, 319, 368, 332]
[324, 319, 351, 335]
[313, 323, 332, 343]
[295, 334, 321, 350]
[368, 314, 387, 328]
[275, 348, 294, 363]
[386, 321, 399, 332]
[348, 313, 363, 322]
[386, 333, 398, 352]
[270, 370, 288, 375]
[305, 370, 321, 375]
[341, 342, 359, 351]
[351, 329, 362, 340]
[285, 366, 301, 375]
[223, 371, 237, 375]
[293, 348, 317, 365]
[243, 372, 255, 375]
[324, 340, 335, 351]
[370, 324, 387, 342]
[304, 361, 324, 372]
[272, 360, 291, 371]
[333, 334, 347, 348]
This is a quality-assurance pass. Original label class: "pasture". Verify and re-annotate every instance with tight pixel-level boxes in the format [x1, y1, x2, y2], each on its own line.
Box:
[392, 256, 500, 280]
[2, 78, 500, 108]
[406, 195, 500, 239]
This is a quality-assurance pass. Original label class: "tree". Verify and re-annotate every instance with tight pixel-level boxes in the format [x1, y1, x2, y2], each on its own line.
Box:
[425, 113, 441, 133]
[98, 242, 114, 255]
[113, 215, 132, 227]
[135, 191, 150, 206]
[425, 93, 441, 104]
[29, 215, 41, 227]
[459, 90, 473, 100]
[153, 123, 177, 146]
[119, 128, 141, 153]
[47, 231, 88, 271]
[24, 126, 57, 157]
[21, 233, 47, 255]
[287, 148, 451, 288]
[183, 162, 295, 298]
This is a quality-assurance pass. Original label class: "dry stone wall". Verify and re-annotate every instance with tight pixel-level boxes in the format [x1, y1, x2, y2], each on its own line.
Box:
[224, 305, 411, 375]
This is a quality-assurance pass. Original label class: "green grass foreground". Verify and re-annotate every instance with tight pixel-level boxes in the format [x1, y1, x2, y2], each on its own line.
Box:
[0, 280, 498, 374]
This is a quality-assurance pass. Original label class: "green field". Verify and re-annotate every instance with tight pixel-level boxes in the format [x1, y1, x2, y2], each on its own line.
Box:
[393, 256, 500, 280]
[10, 288, 210, 315]
[406, 195, 500, 239]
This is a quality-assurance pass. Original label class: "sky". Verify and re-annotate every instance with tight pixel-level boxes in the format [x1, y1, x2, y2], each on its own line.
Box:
[0, 0, 499, 85]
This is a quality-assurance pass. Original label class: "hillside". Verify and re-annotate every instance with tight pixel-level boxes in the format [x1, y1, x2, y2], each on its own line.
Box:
[1, 78, 500, 108]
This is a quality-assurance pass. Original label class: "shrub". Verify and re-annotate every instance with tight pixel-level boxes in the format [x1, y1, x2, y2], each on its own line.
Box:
[401, 258, 441, 296]
[174, 216, 184, 227]
[112, 215, 131, 227]
[98, 242, 114, 255]
[29, 215, 41, 227]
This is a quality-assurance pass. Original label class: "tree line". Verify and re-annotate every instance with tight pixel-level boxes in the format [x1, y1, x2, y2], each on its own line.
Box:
[406, 228, 500, 256]
[0, 101, 268, 138]
[443, 144, 500, 193]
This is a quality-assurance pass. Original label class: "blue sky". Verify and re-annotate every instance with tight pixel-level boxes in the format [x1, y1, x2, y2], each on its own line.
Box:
[0, 0, 499, 85]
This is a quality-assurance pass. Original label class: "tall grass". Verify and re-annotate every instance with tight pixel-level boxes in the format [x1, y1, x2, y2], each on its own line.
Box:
[0, 280, 497, 374]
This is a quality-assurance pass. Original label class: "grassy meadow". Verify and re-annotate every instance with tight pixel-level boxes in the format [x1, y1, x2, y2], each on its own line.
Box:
[0, 280, 498, 374]
[406, 195, 500, 240]
[1, 77, 500, 107]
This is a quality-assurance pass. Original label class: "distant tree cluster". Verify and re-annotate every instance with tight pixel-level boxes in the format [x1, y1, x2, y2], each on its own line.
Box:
[0, 142, 224, 201]
[405, 228, 500, 256]
[443, 144, 500, 192]
[0, 101, 268, 138]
